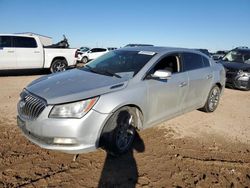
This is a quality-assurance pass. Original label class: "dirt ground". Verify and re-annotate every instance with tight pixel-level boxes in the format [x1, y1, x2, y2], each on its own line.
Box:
[0, 73, 249, 188]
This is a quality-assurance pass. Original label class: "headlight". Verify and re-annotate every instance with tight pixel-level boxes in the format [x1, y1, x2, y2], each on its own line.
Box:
[238, 70, 250, 77]
[49, 97, 98, 118]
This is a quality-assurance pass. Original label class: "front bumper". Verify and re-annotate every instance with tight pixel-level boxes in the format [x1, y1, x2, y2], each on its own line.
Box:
[17, 106, 110, 154]
[226, 72, 250, 90]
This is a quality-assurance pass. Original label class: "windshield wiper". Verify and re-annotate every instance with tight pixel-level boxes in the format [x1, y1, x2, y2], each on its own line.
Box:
[84, 65, 102, 75]
[103, 70, 121, 78]
[85, 65, 121, 78]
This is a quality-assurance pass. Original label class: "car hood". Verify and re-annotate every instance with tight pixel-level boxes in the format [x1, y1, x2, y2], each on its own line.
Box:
[219, 61, 250, 71]
[26, 69, 129, 104]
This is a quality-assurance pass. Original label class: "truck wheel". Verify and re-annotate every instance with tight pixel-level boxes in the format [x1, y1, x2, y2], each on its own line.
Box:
[100, 107, 137, 155]
[50, 59, 67, 73]
[81, 56, 88, 64]
[201, 85, 221, 112]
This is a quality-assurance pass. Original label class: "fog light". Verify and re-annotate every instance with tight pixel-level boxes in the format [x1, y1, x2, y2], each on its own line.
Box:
[53, 138, 77, 145]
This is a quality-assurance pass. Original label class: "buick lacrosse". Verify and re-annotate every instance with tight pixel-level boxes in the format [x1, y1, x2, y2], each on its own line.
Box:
[17, 47, 225, 154]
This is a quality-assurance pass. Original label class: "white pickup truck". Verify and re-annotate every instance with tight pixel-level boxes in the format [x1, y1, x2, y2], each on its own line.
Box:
[0, 34, 77, 73]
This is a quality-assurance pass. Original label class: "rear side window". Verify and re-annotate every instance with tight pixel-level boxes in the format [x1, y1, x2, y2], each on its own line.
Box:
[91, 48, 106, 52]
[182, 52, 204, 71]
[202, 56, 210, 67]
[98, 48, 107, 52]
[0, 36, 12, 48]
[14, 36, 37, 48]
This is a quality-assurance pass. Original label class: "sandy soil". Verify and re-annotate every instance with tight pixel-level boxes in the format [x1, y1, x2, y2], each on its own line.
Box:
[0, 73, 249, 188]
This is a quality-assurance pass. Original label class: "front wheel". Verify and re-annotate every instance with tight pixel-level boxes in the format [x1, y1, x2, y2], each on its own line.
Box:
[100, 107, 138, 155]
[201, 85, 221, 112]
[50, 59, 67, 73]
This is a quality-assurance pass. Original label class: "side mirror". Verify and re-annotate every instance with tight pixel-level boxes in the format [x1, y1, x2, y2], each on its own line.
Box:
[88, 51, 92, 53]
[152, 70, 172, 80]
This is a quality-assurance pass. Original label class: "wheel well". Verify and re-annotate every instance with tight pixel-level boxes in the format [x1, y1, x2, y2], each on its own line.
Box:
[81, 56, 88, 61]
[106, 104, 144, 129]
[97, 104, 144, 148]
[215, 83, 222, 91]
[120, 104, 144, 130]
[51, 57, 68, 66]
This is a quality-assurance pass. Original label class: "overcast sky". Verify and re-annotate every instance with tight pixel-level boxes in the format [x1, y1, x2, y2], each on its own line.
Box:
[0, 0, 250, 52]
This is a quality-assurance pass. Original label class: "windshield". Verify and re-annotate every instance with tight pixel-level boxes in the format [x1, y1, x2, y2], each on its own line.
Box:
[80, 47, 89, 52]
[222, 50, 250, 64]
[81, 50, 156, 79]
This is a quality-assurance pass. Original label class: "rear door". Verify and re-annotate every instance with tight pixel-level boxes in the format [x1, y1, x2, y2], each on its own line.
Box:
[181, 52, 213, 112]
[14, 36, 43, 69]
[88, 48, 107, 60]
[0, 36, 17, 69]
[88, 48, 99, 60]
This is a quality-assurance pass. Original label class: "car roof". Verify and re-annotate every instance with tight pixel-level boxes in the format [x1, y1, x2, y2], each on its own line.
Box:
[0, 33, 36, 37]
[125, 44, 154, 47]
[119, 46, 204, 55]
[91, 47, 108, 50]
[233, 48, 250, 52]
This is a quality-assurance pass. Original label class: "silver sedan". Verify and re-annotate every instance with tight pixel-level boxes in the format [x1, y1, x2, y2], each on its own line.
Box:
[17, 47, 225, 154]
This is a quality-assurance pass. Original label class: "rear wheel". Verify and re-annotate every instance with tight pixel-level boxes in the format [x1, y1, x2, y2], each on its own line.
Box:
[81, 56, 88, 64]
[100, 107, 138, 155]
[50, 59, 67, 73]
[201, 85, 221, 112]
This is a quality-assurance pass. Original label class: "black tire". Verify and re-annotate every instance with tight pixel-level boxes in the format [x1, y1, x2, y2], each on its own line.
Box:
[50, 59, 67, 73]
[201, 85, 221, 112]
[81, 56, 88, 64]
[100, 107, 138, 155]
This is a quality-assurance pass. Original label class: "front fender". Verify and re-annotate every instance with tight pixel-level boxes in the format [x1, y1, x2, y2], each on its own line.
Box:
[93, 83, 147, 118]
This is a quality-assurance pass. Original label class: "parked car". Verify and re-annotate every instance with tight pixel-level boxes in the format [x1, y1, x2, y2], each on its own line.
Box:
[17, 47, 225, 155]
[217, 47, 250, 90]
[212, 50, 227, 60]
[0, 34, 78, 73]
[78, 48, 109, 63]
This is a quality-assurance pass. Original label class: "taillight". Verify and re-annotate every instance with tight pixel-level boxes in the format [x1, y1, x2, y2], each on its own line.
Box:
[75, 50, 79, 58]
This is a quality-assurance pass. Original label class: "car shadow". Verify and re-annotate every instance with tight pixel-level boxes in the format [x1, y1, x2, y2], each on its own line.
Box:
[0, 69, 49, 77]
[98, 132, 145, 188]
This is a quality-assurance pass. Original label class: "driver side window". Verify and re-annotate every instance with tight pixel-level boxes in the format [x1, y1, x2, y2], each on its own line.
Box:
[148, 54, 181, 76]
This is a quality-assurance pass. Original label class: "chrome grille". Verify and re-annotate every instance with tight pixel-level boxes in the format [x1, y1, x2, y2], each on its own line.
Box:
[18, 91, 46, 120]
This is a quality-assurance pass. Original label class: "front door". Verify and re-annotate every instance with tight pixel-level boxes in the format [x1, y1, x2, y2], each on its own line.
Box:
[144, 53, 188, 127]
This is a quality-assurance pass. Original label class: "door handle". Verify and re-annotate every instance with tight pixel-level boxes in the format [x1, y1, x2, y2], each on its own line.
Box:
[179, 81, 187, 87]
[206, 74, 213, 79]
[34, 51, 40, 53]
[7, 50, 14, 53]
